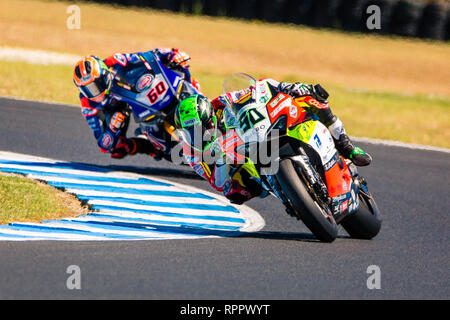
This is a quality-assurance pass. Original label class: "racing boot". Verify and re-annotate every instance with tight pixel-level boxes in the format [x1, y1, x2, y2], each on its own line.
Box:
[334, 133, 372, 167]
[227, 163, 263, 205]
[109, 136, 165, 160]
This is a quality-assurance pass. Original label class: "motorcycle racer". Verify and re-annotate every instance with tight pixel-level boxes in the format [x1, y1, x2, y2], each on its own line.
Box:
[174, 78, 372, 205]
[73, 48, 201, 159]
[223, 79, 372, 167]
[175, 94, 263, 205]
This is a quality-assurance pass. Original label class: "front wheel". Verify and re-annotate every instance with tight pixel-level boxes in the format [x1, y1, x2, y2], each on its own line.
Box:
[341, 192, 382, 239]
[276, 159, 338, 242]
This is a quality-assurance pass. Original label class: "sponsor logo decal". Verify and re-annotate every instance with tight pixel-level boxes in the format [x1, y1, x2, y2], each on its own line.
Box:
[183, 118, 197, 127]
[100, 132, 114, 150]
[136, 74, 154, 92]
[258, 82, 267, 95]
[113, 53, 127, 66]
[269, 93, 286, 109]
[269, 98, 291, 119]
[81, 106, 97, 116]
[138, 110, 151, 118]
[341, 200, 348, 212]
[305, 96, 329, 109]
[289, 105, 298, 118]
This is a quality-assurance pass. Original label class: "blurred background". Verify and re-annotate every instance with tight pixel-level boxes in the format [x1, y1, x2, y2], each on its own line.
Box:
[91, 0, 450, 41]
[0, 0, 449, 148]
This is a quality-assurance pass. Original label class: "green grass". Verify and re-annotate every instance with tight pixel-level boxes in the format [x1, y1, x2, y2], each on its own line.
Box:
[0, 60, 78, 105]
[1, 60, 448, 148]
[0, 173, 86, 225]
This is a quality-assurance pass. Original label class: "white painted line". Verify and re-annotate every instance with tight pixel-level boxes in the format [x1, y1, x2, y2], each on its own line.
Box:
[86, 199, 243, 217]
[0, 95, 79, 108]
[351, 136, 450, 154]
[0, 163, 145, 180]
[126, 173, 266, 233]
[77, 211, 244, 227]
[0, 46, 79, 66]
[65, 189, 224, 204]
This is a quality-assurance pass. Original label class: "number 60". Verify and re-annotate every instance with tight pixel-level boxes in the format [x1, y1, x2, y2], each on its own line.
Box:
[147, 81, 166, 104]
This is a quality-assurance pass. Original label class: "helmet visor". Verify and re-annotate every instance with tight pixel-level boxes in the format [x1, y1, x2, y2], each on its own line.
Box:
[80, 76, 108, 100]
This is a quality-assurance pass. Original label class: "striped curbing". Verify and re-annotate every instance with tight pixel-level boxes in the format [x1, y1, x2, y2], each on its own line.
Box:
[0, 151, 265, 241]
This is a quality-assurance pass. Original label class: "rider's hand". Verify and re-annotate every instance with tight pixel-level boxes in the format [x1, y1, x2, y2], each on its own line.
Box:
[110, 136, 136, 159]
[285, 82, 312, 97]
[109, 111, 127, 133]
[168, 49, 190, 69]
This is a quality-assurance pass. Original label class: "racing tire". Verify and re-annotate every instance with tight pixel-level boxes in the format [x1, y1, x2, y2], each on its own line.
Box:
[276, 159, 338, 242]
[341, 192, 382, 239]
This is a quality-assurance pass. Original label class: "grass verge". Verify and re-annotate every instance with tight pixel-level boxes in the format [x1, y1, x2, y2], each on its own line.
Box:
[2, 0, 450, 97]
[0, 173, 88, 225]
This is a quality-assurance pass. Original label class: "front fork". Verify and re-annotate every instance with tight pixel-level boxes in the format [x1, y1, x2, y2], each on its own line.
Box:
[290, 150, 331, 206]
[262, 151, 332, 220]
[267, 153, 362, 224]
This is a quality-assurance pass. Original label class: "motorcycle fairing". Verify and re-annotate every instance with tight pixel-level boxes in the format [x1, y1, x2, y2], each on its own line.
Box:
[109, 52, 183, 121]
[139, 120, 169, 152]
[286, 120, 336, 166]
[287, 120, 354, 212]
[223, 77, 360, 216]
[324, 156, 352, 198]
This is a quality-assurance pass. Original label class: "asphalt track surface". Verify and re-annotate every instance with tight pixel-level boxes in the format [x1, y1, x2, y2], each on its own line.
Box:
[0, 97, 448, 299]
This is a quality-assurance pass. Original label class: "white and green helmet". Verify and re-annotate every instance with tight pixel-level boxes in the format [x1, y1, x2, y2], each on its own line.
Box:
[174, 94, 218, 152]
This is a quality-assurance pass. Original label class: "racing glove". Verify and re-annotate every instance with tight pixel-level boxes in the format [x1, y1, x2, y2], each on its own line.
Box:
[167, 48, 191, 69]
[110, 137, 166, 160]
[279, 82, 312, 98]
[109, 111, 127, 133]
[110, 136, 138, 159]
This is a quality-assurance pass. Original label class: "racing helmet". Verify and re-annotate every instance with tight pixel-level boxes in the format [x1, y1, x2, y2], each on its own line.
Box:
[73, 56, 112, 103]
[174, 94, 217, 152]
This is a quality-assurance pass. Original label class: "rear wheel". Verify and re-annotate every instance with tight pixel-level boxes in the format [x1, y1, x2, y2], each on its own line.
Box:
[341, 192, 382, 239]
[276, 159, 338, 242]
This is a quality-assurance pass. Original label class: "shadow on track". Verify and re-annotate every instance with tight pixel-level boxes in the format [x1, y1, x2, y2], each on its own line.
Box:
[85, 164, 203, 180]
[236, 231, 350, 242]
